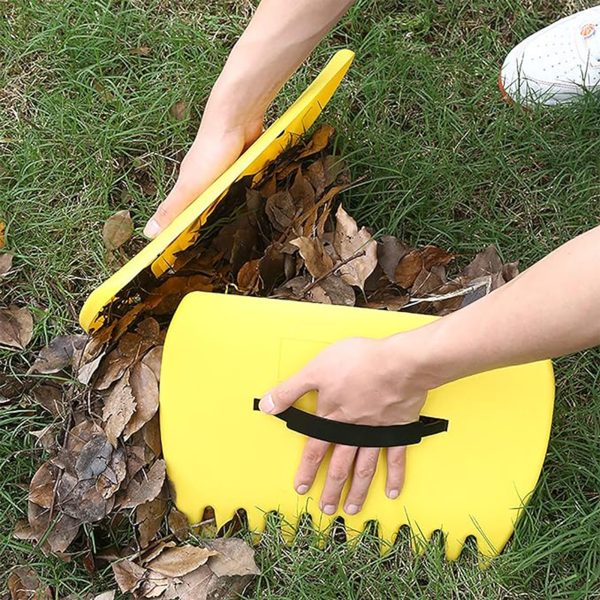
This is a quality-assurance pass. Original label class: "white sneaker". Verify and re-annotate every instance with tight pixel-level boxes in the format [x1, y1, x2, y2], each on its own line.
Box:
[500, 6, 600, 105]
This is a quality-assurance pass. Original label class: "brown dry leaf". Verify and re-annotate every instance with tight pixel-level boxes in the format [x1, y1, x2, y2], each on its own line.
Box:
[394, 250, 423, 289]
[378, 236, 410, 282]
[306, 158, 326, 196]
[245, 188, 263, 227]
[12, 519, 35, 541]
[333, 205, 377, 290]
[70, 432, 126, 500]
[0, 305, 34, 350]
[28, 462, 58, 509]
[7, 567, 52, 600]
[102, 375, 136, 447]
[97, 447, 127, 499]
[463, 245, 503, 278]
[296, 124, 335, 159]
[31, 384, 65, 418]
[323, 155, 349, 187]
[77, 354, 104, 385]
[290, 236, 334, 279]
[273, 275, 310, 299]
[56, 470, 115, 523]
[421, 245, 456, 270]
[307, 275, 355, 307]
[124, 362, 159, 439]
[207, 538, 261, 577]
[141, 346, 163, 380]
[0, 221, 5, 248]
[27, 501, 81, 553]
[461, 245, 508, 291]
[119, 459, 166, 509]
[0, 252, 13, 277]
[28, 334, 87, 375]
[141, 540, 177, 564]
[236, 259, 260, 292]
[95, 331, 153, 390]
[0, 371, 31, 405]
[93, 592, 116, 600]
[258, 243, 285, 292]
[30, 424, 59, 452]
[502, 261, 519, 282]
[130, 46, 151, 56]
[125, 445, 148, 482]
[27, 500, 49, 541]
[75, 434, 113, 479]
[265, 190, 296, 232]
[64, 420, 105, 455]
[311, 184, 349, 238]
[136, 491, 167, 548]
[291, 172, 318, 236]
[168, 507, 190, 541]
[411, 268, 445, 296]
[170, 100, 187, 121]
[142, 413, 162, 458]
[148, 545, 217, 578]
[259, 174, 277, 198]
[112, 559, 147, 594]
[138, 572, 170, 598]
[203, 537, 261, 598]
[45, 514, 82, 553]
[230, 217, 258, 275]
[102, 210, 133, 251]
[162, 565, 213, 600]
[136, 317, 161, 341]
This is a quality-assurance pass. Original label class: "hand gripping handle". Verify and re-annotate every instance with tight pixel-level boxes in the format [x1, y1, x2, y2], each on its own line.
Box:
[253, 399, 448, 448]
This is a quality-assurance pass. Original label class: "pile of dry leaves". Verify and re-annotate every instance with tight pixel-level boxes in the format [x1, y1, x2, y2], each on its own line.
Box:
[1, 125, 519, 599]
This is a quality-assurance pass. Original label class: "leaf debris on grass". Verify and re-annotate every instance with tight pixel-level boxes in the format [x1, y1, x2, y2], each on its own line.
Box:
[102, 209, 134, 251]
[0, 252, 13, 277]
[0, 305, 34, 350]
[13, 124, 520, 598]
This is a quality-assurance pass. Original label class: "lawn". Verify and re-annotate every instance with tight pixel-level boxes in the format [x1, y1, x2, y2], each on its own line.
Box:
[1, 0, 600, 597]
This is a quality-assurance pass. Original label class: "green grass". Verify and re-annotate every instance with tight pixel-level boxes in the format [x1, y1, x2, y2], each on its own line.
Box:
[1, 0, 600, 597]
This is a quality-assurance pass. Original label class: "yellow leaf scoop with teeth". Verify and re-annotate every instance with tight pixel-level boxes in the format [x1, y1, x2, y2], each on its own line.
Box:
[160, 292, 554, 560]
[79, 50, 555, 560]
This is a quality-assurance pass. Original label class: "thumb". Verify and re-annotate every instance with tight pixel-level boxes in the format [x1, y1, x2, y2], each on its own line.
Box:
[143, 134, 246, 239]
[143, 181, 201, 239]
[259, 368, 316, 415]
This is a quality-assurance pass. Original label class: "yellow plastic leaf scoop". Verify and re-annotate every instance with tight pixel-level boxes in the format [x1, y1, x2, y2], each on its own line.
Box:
[159, 292, 555, 560]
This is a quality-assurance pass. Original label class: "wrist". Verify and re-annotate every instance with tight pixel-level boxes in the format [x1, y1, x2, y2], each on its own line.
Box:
[208, 44, 275, 127]
[380, 320, 462, 391]
[203, 78, 265, 132]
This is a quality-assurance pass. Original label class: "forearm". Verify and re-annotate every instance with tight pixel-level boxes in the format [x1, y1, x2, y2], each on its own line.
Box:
[207, 0, 355, 124]
[400, 225, 600, 387]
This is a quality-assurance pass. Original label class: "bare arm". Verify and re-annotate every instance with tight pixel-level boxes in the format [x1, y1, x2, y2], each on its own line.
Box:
[144, 0, 355, 237]
[410, 224, 600, 387]
[262, 225, 600, 515]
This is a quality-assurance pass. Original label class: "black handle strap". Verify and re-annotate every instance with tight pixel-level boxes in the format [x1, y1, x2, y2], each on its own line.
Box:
[252, 399, 448, 447]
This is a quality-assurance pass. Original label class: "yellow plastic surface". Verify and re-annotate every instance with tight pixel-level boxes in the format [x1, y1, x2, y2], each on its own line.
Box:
[160, 292, 555, 560]
[79, 49, 354, 332]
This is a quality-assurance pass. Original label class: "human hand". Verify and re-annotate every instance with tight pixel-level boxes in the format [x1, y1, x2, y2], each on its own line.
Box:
[258, 334, 436, 516]
[143, 110, 263, 239]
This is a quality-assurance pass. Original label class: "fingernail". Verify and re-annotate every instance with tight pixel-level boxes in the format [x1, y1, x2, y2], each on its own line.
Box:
[345, 504, 360, 515]
[322, 504, 336, 515]
[258, 394, 275, 414]
[296, 484, 309, 495]
[387, 489, 399, 499]
[143, 218, 161, 239]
